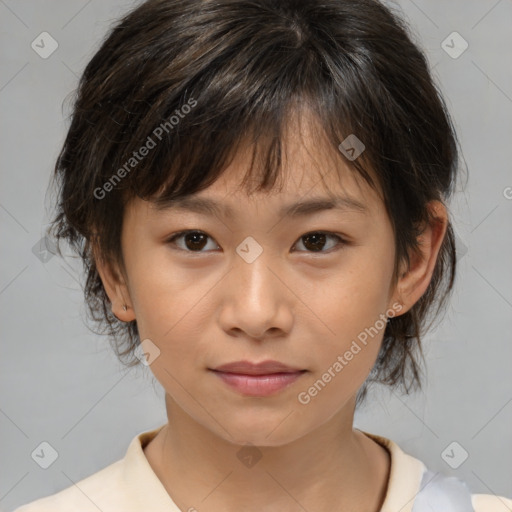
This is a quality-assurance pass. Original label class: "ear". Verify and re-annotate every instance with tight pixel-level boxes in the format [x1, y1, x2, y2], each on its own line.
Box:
[389, 200, 449, 315]
[92, 241, 135, 323]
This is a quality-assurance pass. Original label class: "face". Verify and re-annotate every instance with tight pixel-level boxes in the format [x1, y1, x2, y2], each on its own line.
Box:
[97, 116, 421, 448]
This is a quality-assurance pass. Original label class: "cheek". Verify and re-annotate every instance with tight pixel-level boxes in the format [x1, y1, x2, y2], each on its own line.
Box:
[130, 277, 216, 388]
[321, 258, 392, 337]
[307, 253, 392, 383]
[126, 248, 215, 339]
[139, 316, 208, 410]
[297, 308, 387, 413]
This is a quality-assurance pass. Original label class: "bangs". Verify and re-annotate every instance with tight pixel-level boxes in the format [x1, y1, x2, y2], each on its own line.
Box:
[114, 94, 379, 215]
[141, 99, 379, 210]
[83, 0, 398, 212]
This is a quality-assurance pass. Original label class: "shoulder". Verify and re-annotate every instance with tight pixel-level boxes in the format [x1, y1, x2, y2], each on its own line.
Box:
[12, 458, 126, 512]
[359, 429, 512, 512]
[12, 425, 168, 512]
[472, 493, 512, 512]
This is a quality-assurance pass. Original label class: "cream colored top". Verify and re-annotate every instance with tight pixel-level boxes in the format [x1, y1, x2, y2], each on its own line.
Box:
[13, 425, 512, 512]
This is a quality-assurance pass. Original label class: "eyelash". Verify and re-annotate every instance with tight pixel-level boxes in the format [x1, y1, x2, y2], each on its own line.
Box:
[165, 230, 347, 255]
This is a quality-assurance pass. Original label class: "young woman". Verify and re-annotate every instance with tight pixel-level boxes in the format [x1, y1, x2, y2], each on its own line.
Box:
[14, 0, 512, 511]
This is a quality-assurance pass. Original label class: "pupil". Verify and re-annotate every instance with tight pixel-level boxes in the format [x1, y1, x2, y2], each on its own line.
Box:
[186, 233, 207, 251]
[304, 233, 326, 252]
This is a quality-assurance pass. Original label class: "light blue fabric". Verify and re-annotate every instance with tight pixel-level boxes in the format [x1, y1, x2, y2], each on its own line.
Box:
[411, 468, 475, 512]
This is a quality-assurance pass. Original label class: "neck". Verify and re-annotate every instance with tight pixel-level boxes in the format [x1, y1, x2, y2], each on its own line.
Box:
[143, 393, 390, 512]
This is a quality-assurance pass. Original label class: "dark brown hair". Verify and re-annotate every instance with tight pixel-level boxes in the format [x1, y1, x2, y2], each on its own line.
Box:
[46, 0, 463, 407]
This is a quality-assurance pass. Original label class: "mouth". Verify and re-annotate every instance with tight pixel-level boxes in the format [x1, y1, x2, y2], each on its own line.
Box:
[211, 359, 306, 375]
[209, 362, 307, 396]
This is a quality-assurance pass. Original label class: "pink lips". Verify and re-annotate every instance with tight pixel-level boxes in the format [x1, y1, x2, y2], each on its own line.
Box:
[210, 360, 307, 396]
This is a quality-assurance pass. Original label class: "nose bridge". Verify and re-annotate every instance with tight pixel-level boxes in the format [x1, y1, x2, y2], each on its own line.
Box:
[219, 241, 292, 338]
[232, 242, 280, 306]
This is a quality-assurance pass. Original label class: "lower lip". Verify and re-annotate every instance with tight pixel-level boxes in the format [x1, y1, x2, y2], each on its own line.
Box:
[211, 370, 306, 396]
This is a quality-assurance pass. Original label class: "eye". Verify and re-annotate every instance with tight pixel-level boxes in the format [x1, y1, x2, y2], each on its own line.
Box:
[166, 230, 346, 254]
[292, 232, 346, 253]
[166, 230, 220, 252]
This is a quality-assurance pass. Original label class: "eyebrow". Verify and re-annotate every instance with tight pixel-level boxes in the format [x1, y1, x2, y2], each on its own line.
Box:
[153, 194, 368, 218]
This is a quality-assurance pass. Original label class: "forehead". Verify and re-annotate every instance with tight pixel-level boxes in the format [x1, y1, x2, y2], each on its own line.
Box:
[150, 159, 374, 220]
[134, 106, 385, 220]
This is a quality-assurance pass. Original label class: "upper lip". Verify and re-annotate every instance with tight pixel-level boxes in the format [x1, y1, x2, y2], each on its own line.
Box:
[211, 360, 305, 375]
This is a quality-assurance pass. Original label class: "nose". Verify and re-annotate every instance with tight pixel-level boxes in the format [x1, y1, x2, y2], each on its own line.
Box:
[217, 249, 293, 340]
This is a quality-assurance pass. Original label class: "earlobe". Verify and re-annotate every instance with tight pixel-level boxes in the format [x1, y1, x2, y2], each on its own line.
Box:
[391, 200, 448, 315]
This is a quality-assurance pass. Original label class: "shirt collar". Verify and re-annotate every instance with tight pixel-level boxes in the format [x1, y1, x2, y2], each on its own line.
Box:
[121, 424, 426, 512]
[359, 429, 427, 512]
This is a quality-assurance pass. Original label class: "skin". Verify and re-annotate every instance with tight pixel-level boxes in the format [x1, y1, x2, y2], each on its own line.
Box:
[95, 110, 448, 512]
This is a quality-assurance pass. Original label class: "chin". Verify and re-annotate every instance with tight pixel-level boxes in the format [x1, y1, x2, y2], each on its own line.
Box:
[218, 419, 306, 449]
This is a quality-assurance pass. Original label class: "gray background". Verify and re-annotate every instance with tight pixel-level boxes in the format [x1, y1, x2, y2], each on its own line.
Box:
[1, 0, 511, 510]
